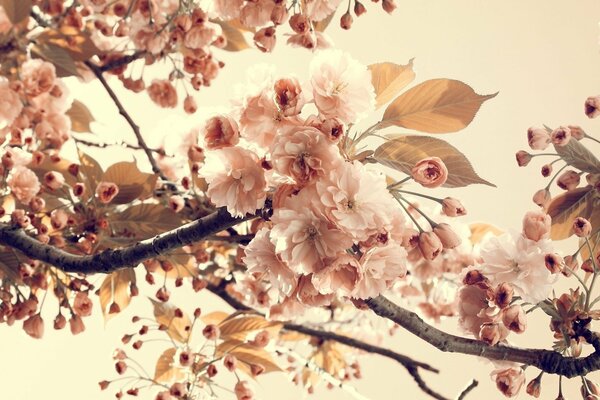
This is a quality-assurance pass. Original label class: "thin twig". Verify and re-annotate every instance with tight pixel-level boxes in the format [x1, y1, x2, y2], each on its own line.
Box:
[98, 51, 147, 73]
[73, 136, 168, 157]
[456, 379, 478, 400]
[83, 60, 169, 182]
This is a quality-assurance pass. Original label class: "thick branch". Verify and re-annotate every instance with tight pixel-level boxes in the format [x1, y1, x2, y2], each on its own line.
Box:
[205, 282, 449, 400]
[98, 51, 147, 73]
[366, 295, 600, 378]
[83, 60, 169, 182]
[0, 208, 250, 274]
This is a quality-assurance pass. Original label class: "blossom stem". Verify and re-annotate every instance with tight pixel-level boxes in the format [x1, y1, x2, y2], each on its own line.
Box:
[584, 133, 600, 145]
[391, 188, 442, 203]
[584, 237, 599, 311]
[386, 176, 412, 190]
[396, 195, 437, 228]
[393, 193, 424, 232]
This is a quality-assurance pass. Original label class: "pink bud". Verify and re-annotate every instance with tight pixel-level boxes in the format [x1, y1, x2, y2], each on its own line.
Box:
[183, 95, 197, 114]
[544, 253, 564, 274]
[43, 171, 65, 190]
[540, 164, 552, 177]
[573, 217, 592, 237]
[522, 210, 551, 241]
[441, 197, 466, 217]
[418, 231, 443, 260]
[202, 324, 220, 340]
[551, 126, 571, 146]
[433, 223, 462, 249]
[569, 125, 586, 140]
[532, 188, 551, 208]
[156, 287, 170, 302]
[69, 314, 85, 335]
[224, 354, 237, 371]
[234, 381, 254, 400]
[557, 170, 580, 191]
[515, 150, 532, 167]
[168, 195, 185, 213]
[382, 0, 397, 13]
[527, 126, 551, 150]
[354, 1, 367, 16]
[23, 313, 44, 339]
[169, 382, 186, 398]
[494, 283, 513, 309]
[253, 27, 276, 53]
[54, 313, 66, 330]
[289, 14, 309, 34]
[340, 12, 353, 29]
[502, 305, 526, 333]
[585, 95, 600, 118]
[411, 157, 448, 188]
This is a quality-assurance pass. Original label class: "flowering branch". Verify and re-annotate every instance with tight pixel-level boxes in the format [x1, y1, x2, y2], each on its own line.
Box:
[0, 207, 253, 274]
[366, 296, 600, 378]
[83, 60, 169, 182]
[97, 51, 148, 73]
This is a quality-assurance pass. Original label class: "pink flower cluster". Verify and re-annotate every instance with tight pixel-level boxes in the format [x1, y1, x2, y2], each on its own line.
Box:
[198, 51, 412, 316]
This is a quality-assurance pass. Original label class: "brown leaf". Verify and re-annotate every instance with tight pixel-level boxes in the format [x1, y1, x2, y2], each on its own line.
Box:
[101, 161, 157, 204]
[368, 60, 416, 109]
[77, 150, 104, 198]
[213, 20, 250, 51]
[31, 156, 79, 188]
[469, 223, 503, 244]
[31, 43, 80, 78]
[98, 268, 135, 322]
[0, 0, 32, 24]
[159, 252, 197, 279]
[547, 187, 595, 240]
[154, 347, 185, 383]
[554, 139, 600, 174]
[381, 79, 497, 133]
[216, 340, 282, 375]
[110, 204, 184, 239]
[374, 135, 495, 187]
[313, 12, 336, 32]
[219, 316, 282, 341]
[66, 100, 95, 133]
[150, 299, 192, 343]
[35, 27, 101, 62]
[0, 249, 21, 281]
[201, 311, 229, 326]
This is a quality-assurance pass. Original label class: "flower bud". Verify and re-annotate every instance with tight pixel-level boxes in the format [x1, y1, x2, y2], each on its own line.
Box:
[382, 0, 397, 13]
[502, 305, 526, 333]
[254, 27, 276, 53]
[354, 1, 367, 16]
[522, 210, 551, 241]
[479, 323, 503, 345]
[551, 126, 571, 146]
[433, 223, 462, 249]
[418, 231, 443, 260]
[532, 188, 551, 208]
[527, 126, 551, 150]
[573, 217, 592, 237]
[515, 150, 532, 167]
[494, 282, 513, 309]
[340, 12, 353, 29]
[541, 164, 552, 177]
[557, 170, 580, 191]
[585, 95, 600, 118]
[525, 373, 542, 398]
[544, 253, 564, 274]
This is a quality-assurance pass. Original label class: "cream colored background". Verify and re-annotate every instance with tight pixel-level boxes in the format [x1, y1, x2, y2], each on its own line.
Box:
[2, 1, 600, 399]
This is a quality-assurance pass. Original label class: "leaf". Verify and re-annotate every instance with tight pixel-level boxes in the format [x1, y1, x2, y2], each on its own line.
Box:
[31, 43, 80, 78]
[0, 249, 21, 281]
[581, 204, 600, 263]
[35, 27, 101, 62]
[98, 268, 135, 322]
[313, 12, 335, 32]
[66, 100, 95, 133]
[30, 156, 78, 188]
[374, 135, 495, 187]
[469, 223, 503, 244]
[216, 340, 282, 375]
[0, 0, 32, 24]
[154, 348, 185, 383]
[368, 60, 416, 109]
[110, 204, 184, 239]
[201, 311, 229, 326]
[547, 187, 595, 240]
[381, 79, 497, 133]
[554, 139, 600, 174]
[78, 150, 103, 197]
[159, 252, 197, 279]
[213, 20, 249, 51]
[101, 161, 157, 204]
[150, 299, 192, 343]
[219, 316, 282, 341]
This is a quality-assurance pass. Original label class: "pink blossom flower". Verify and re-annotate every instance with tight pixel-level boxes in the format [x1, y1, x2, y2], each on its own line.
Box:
[411, 157, 449, 188]
[202, 115, 240, 150]
[492, 367, 525, 397]
[353, 243, 407, 299]
[316, 161, 397, 241]
[21, 60, 56, 97]
[0, 78, 23, 128]
[147, 80, 178, 108]
[273, 77, 305, 116]
[234, 380, 254, 400]
[8, 167, 40, 204]
[270, 190, 353, 274]
[585, 95, 600, 118]
[243, 228, 297, 299]
[312, 254, 361, 296]
[200, 147, 266, 217]
[96, 182, 119, 204]
[295, 274, 335, 306]
[527, 127, 551, 150]
[305, 0, 343, 21]
[522, 210, 551, 241]
[310, 49, 375, 124]
[43, 171, 65, 190]
[213, 0, 244, 20]
[23, 313, 44, 339]
[184, 24, 217, 49]
[457, 284, 495, 338]
[479, 231, 557, 304]
[271, 126, 342, 185]
[239, 0, 275, 27]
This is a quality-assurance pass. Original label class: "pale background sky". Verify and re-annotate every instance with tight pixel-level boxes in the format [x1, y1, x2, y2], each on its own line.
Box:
[2, 1, 600, 399]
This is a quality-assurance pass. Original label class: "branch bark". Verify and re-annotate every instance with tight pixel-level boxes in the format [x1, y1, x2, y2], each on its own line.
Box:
[0, 208, 250, 274]
[83, 60, 169, 183]
[366, 295, 600, 378]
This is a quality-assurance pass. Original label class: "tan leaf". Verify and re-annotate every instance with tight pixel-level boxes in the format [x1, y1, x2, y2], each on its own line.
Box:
[35, 27, 101, 61]
[66, 100, 95, 133]
[554, 139, 600, 174]
[110, 204, 184, 239]
[31, 43, 80, 78]
[313, 12, 335, 32]
[279, 331, 309, 342]
[219, 316, 282, 341]
[101, 161, 157, 204]
[158, 252, 197, 279]
[0, 249, 21, 281]
[381, 79, 497, 133]
[547, 187, 594, 240]
[154, 347, 185, 383]
[78, 150, 104, 195]
[311, 341, 345, 377]
[374, 135, 495, 187]
[368, 60, 416, 109]
[150, 299, 192, 343]
[469, 223, 503, 244]
[213, 20, 250, 51]
[98, 268, 135, 322]
[216, 340, 282, 375]
[201, 311, 229, 326]
[0, 0, 32, 24]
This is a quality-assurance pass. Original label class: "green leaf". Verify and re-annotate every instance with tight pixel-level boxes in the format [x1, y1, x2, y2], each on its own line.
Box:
[374, 135, 495, 187]
[554, 139, 600, 174]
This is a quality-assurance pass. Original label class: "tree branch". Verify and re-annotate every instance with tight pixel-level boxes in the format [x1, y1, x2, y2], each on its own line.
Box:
[73, 136, 168, 157]
[205, 282, 449, 400]
[83, 60, 169, 183]
[0, 208, 251, 274]
[457, 379, 478, 400]
[366, 295, 600, 378]
[98, 51, 147, 73]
